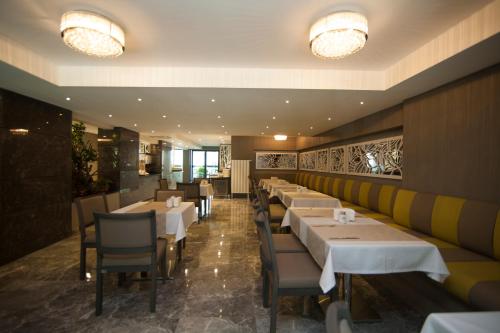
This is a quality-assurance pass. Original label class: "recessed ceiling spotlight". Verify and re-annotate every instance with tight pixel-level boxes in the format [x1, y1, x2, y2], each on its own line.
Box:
[65, 97, 71, 101]
[309, 126, 314, 130]
[108, 114, 112, 118]
[188, 130, 191, 134]
[137, 98, 142, 102]
[272, 116, 276, 120]
[266, 125, 269, 129]
[260, 132, 264, 135]
[285, 100, 290, 104]
[224, 131, 228, 134]
[151, 130, 155, 133]
[217, 115, 221, 119]
[328, 117, 332, 121]
[221, 125, 225, 128]
[297, 132, 301, 136]
[133, 123, 137, 127]
[211, 98, 216, 102]
[360, 101, 364, 105]
[177, 124, 181, 128]
[162, 115, 167, 118]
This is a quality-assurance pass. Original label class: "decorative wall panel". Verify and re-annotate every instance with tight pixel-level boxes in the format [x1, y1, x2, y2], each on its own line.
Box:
[299, 151, 316, 171]
[316, 149, 329, 172]
[329, 146, 346, 173]
[255, 151, 297, 170]
[346, 136, 403, 179]
[219, 144, 231, 170]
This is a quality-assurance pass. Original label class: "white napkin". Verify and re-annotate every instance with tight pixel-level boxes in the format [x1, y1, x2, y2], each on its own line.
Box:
[165, 197, 173, 208]
[173, 196, 182, 207]
[270, 176, 278, 180]
[201, 179, 208, 185]
[333, 208, 355, 222]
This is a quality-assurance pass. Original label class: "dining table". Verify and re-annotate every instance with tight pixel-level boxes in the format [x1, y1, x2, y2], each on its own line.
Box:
[420, 311, 500, 333]
[113, 201, 198, 262]
[268, 183, 303, 198]
[258, 178, 289, 191]
[283, 207, 450, 311]
[199, 182, 214, 216]
[278, 189, 342, 208]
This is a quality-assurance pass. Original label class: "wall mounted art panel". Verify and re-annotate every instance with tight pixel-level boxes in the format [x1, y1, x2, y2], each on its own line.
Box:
[316, 149, 329, 172]
[299, 151, 316, 171]
[346, 136, 403, 179]
[219, 144, 231, 170]
[255, 151, 297, 170]
[329, 146, 346, 174]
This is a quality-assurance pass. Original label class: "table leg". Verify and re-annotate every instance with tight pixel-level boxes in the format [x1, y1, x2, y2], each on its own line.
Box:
[344, 273, 352, 312]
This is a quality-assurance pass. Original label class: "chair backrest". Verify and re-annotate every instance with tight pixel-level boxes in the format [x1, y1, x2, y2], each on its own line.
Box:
[177, 182, 200, 199]
[159, 179, 169, 190]
[254, 209, 278, 279]
[212, 178, 230, 196]
[193, 177, 208, 184]
[105, 192, 120, 212]
[326, 302, 353, 333]
[75, 194, 108, 236]
[94, 211, 157, 257]
[155, 189, 185, 202]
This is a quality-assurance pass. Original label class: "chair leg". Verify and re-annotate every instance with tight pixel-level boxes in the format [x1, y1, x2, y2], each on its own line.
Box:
[161, 250, 167, 284]
[182, 237, 186, 249]
[270, 285, 279, 333]
[95, 271, 103, 316]
[150, 266, 157, 313]
[262, 271, 270, 308]
[80, 245, 86, 280]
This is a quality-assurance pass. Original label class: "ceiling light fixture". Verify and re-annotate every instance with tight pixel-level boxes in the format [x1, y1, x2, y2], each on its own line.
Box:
[137, 98, 142, 102]
[309, 126, 314, 130]
[211, 99, 216, 102]
[266, 125, 269, 129]
[360, 101, 364, 105]
[133, 123, 137, 127]
[162, 115, 167, 118]
[177, 124, 181, 128]
[66, 97, 71, 101]
[328, 117, 332, 121]
[274, 134, 287, 141]
[108, 114, 112, 118]
[272, 116, 276, 120]
[60, 10, 125, 58]
[310, 11, 368, 59]
[285, 100, 290, 104]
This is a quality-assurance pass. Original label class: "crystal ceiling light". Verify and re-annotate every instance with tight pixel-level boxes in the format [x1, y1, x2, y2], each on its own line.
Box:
[60, 10, 125, 58]
[309, 11, 368, 59]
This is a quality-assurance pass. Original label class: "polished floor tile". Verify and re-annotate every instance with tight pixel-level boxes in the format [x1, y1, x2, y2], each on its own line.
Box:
[0, 198, 467, 332]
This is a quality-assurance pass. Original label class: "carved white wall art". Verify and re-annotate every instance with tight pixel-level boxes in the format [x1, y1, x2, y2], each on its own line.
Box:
[256, 151, 297, 170]
[329, 146, 346, 173]
[219, 144, 231, 170]
[316, 149, 329, 172]
[299, 151, 317, 171]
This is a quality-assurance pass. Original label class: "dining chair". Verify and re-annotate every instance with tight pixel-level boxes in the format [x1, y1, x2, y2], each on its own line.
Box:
[177, 182, 202, 218]
[93, 211, 167, 315]
[75, 193, 108, 280]
[155, 189, 185, 202]
[211, 177, 230, 198]
[254, 210, 325, 333]
[193, 177, 208, 184]
[326, 301, 353, 333]
[257, 188, 286, 229]
[159, 179, 169, 190]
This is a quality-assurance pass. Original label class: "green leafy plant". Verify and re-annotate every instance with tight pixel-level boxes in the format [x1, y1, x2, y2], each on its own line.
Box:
[72, 122, 98, 198]
[196, 166, 206, 178]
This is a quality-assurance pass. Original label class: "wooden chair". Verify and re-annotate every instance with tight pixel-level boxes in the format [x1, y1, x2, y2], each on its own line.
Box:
[75, 193, 108, 280]
[159, 179, 169, 190]
[177, 182, 202, 218]
[257, 188, 286, 229]
[254, 210, 325, 333]
[93, 211, 167, 315]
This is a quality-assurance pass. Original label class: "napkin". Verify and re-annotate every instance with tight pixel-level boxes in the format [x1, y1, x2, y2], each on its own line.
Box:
[333, 208, 355, 222]
[270, 176, 278, 180]
[166, 197, 173, 208]
[201, 179, 208, 185]
[173, 196, 182, 207]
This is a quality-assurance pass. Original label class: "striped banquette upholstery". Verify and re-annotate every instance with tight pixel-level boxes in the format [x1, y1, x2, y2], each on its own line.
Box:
[294, 171, 500, 310]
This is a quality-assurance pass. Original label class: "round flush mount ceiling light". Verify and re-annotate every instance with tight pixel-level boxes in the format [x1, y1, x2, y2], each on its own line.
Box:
[60, 10, 125, 58]
[309, 11, 368, 59]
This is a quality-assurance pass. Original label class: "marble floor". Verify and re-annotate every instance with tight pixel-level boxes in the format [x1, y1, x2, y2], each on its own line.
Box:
[0, 199, 468, 333]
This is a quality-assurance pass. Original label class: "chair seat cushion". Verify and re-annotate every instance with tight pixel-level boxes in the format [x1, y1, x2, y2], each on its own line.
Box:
[269, 204, 286, 220]
[277, 252, 322, 289]
[102, 238, 167, 267]
[273, 234, 306, 253]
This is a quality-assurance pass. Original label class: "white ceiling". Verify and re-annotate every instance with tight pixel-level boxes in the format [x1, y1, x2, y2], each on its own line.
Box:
[0, 0, 498, 145]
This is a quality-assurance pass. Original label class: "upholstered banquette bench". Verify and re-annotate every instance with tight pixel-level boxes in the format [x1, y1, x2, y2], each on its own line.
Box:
[294, 172, 500, 310]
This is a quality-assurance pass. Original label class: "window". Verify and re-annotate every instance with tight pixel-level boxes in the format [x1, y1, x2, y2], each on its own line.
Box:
[191, 150, 219, 179]
[172, 149, 183, 170]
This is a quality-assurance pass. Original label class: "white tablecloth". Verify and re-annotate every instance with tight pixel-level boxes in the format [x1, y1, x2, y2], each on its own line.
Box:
[200, 183, 214, 197]
[279, 190, 341, 208]
[269, 184, 302, 197]
[112, 201, 198, 242]
[421, 312, 500, 333]
[259, 178, 289, 191]
[284, 208, 450, 292]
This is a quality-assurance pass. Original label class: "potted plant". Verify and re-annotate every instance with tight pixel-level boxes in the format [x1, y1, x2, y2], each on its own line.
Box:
[71, 122, 98, 198]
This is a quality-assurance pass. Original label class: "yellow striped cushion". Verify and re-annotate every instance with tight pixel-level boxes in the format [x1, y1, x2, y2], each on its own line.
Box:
[294, 173, 299, 184]
[378, 185, 397, 216]
[344, 180, 354, 201]
[308, 174, 316, 189]
[493, 211, 500, 260]
[303, 174, 310, 188]
[332, 178, 342, 197]
[444, 261, 500, 302]
[322, 177, 332, 195]
[314, 176, 323, 192]
[431, 195, 465, 245]
[358, 182, 372, 208]
[392, 189, 416, 227]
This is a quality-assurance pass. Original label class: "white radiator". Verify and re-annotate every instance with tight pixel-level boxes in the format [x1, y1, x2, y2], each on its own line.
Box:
[231, 160, 250, 195]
